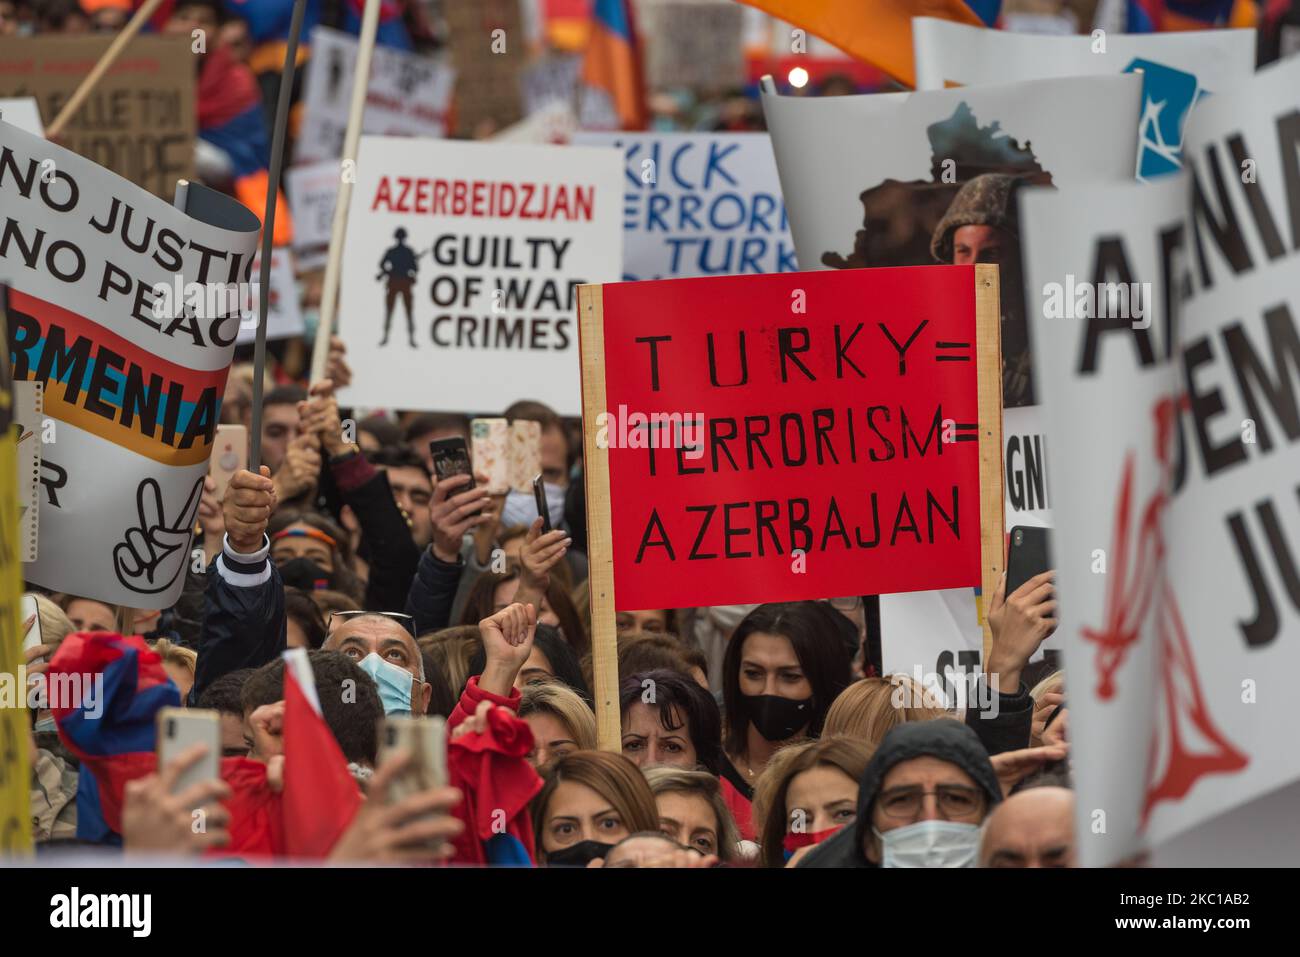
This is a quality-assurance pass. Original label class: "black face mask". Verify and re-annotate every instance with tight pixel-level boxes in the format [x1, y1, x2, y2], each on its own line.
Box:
[545, 840, 614, 867]
[278, 557, 330, 591]
[744, 693, 813, 742]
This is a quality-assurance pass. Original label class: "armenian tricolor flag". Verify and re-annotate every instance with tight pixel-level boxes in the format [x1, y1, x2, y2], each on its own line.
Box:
[581, 0, 647, 130]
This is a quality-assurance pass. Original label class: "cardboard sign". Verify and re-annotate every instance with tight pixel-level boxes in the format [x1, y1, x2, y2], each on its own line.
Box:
[639, 0, 746, 92]
[295, 27, 455, 164]
[1021, 55, 1300, 864]
[0, 35, 195, 199]
[239, 248, 303, 345]
[912, 19, 1255, 181]
[443, 0, 526, 138]
[579, 265, 1005, 613]
[285, 160, 340, 271]
[0, 120, 261, 606]
[0, 287, 32, 857]
[336, 136, 622, 415]
[573, 132, 795, 281]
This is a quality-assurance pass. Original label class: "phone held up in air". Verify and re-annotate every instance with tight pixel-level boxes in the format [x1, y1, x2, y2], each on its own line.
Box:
[209, 424, 248, 502]
[378, 715, 449, 807]
[155, 707, 222, 802]
[1005, 525, 1053, 598]
[532, 473, 552, 534]
[429, 437, 474, 489]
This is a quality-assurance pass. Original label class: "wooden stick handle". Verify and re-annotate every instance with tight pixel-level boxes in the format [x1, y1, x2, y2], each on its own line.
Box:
[309, 0, 383, 384]
[45, 0, 169, 139]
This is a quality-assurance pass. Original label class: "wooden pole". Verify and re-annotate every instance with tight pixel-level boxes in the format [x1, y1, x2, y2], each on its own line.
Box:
[45, 0, 169, 139]
[249, 0, 309, 471]
[974, 264, 1006, 659]
[308, 0, 383, 383]
[577, 283, 621, 752]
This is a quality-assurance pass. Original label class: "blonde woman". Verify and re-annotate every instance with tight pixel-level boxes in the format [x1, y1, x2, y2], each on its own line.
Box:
[643, 766, 741, 863]
[418, 625, 483, 694]
[151, 638, 198, 702]
[751, 736, 874, 868]
[822, 676, 949, 747]
[519, 681, 597, 768]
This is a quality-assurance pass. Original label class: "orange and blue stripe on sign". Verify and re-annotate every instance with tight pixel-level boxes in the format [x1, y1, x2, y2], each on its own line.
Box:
[582, 0, 647, 130]
[7, 290, 226, 468]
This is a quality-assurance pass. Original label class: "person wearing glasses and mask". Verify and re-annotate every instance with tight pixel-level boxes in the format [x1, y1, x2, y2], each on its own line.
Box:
[797, 721, 1002, 868]
[324, 609, 430, 715]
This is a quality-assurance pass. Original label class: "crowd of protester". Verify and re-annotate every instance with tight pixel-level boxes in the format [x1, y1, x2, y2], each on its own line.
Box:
[25, 328, 1073, 866]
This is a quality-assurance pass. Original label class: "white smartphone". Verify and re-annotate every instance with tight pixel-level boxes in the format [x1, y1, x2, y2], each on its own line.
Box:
[156, 707, 222, 800]
[21, 594, 43, 663]
[378, 714, 448, 804]
[209, 424, 248, 502]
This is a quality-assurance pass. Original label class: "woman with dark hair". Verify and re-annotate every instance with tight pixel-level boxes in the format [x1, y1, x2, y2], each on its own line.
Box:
[459, 570, 588, 657]
[467, 623, 591, 702]
[283, 589, 327, 649]
[619, 669, 724, 776]
[719, 601, 853, 841]
[268, 508, 365, 606]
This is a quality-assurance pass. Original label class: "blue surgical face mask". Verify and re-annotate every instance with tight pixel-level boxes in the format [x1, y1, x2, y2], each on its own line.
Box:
[501, 483, 565, 530]
[874, 820, 981, 868]
[358, 653, 416, 715]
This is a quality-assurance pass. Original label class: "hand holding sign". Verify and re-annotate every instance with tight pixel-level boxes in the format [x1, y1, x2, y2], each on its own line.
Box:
[113, 477, 204, 595]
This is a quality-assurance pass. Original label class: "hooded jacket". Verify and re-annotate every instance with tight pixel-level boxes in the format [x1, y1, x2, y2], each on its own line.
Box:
[797, 721, 1002, 868]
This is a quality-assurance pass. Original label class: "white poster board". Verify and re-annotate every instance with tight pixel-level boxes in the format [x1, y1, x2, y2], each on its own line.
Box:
[296, 26, 456, 164]
[0, 120, 261, 605]
[1021, 54, 1300, 865]
[573, 132, 795, 281]
[336, 136, 623, 415]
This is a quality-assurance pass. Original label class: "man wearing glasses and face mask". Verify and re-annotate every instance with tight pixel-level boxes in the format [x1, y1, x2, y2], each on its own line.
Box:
[797, 721, 1003, 868]
[324, 611, 431, 716]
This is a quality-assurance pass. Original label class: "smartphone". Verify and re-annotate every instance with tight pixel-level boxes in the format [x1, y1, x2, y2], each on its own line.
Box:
[509, 420, 541, 493]
[378, 715, 448, 804]
[21, 594, 44, 664]
[156, 707, 222, 800]
[209, 424, 248, 502]
[429, 436, 474, 487]
[470, 418, 510, 493]
[532, 473, 552, 534]
[1006, 526, 1053, 598]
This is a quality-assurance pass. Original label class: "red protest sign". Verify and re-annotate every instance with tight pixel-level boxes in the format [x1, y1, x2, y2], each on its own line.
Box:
[579, 265, 1004, 612]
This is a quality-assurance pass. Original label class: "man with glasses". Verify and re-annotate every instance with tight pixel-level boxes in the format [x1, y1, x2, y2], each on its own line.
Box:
[324, 610, 430, 715]
[797, 721, 1003, 868]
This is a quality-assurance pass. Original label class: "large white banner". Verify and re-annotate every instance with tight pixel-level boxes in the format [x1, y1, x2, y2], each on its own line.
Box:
[572, 132, 794, 282]
[1022, 55, 1300, 864]
[761, 74, 1143, 674]
[0, 120, 261, 605]
[296, 27, 456, 164]
[336, 137, 623, 415]
[912, 19, 1255, 181]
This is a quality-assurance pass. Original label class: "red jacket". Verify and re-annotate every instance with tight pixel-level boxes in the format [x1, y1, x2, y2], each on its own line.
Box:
[445, 677, 544, 865]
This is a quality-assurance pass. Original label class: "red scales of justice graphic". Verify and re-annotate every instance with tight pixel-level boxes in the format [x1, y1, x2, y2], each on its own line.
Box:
[1082, 395, 1248, 828]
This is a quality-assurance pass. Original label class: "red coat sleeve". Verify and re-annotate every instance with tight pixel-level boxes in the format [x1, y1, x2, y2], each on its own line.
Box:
[448, 675, 522, 729]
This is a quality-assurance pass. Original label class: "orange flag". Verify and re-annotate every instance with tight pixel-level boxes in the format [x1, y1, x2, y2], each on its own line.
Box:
[736, 0, 985, 88]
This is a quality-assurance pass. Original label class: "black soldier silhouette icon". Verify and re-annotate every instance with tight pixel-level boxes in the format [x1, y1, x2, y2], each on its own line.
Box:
[376, 226, 424, 348]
